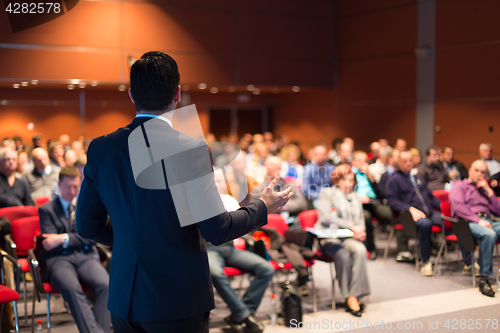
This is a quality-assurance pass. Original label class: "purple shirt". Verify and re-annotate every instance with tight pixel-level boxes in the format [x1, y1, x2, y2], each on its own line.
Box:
[449, 179, 500, 223]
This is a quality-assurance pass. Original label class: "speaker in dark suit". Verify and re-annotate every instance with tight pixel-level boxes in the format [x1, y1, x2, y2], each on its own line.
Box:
[39, 166, 110, 333]
[76, 52, 291, 333]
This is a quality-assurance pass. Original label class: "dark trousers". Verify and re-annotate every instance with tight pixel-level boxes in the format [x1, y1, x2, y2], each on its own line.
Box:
[111, 311, 210, 333]
[48, 253, 110, 333]
[363, 202, 394, 252]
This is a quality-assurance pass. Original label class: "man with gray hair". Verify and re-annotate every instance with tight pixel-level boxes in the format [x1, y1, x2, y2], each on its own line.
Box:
[449, 160, 500, 297]
[22, 147, 60, 199]
[479, 143, 500, 195]
[0, 148, 34, 208]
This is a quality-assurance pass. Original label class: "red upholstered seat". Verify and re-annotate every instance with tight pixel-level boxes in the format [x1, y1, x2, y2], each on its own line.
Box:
[223, 267, 244, 277]
[393, 224, 403, 230]
[34, 196, 51, 207]
[445, 234, 458, 242]
[0, 206, 38, 224]
[18, 258, 29, 273]
[0, 285, 20, 303]
[432, 226, 442, 233]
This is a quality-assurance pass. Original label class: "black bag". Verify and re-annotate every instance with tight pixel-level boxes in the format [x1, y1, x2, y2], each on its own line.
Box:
[280, 281, 302, 328]
[0, 217, 12, 251]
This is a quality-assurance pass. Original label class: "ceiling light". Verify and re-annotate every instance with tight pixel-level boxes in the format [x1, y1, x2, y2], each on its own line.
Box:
[31, 80, 38, 85]
[210, 87, 219, 94]
[182, 85, 190, 91]
[67, 85, 75, 90]
[246, 85, 255, 91]
[13, 84, 20, 88]
[70, 79, 79, 84]
[252, 88, 261, 95]
[292, 86, 300, 92]
[118, 85, 127, 91]
[79, 83, 86, 88]
[90, 81, 98, 87]
[198, 83, 207, 90]
[228, 86, 236, 92]
[21, 82, 28, 86]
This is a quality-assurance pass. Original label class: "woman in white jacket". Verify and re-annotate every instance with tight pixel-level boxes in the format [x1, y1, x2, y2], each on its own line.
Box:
[315, 164, 371, 317]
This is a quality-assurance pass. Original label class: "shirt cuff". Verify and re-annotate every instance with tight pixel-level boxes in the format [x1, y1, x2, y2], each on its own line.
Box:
[62, 234, 70, 248]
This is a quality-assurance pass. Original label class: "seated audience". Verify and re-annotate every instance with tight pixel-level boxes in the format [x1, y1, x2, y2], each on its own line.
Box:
[386, 150, 443, 276]
[16, 151, 30, 177]
[23, 147, 60, 199]
[246, 142, 270, 185]
[12, 136, 24, 152]
[316, 164, 371, 317]
[251, 156, 307, 218]
[479, 143, 500, 195]
[48, 141, 65, 168]
[378, 148, 400, 198]
[0, 148, 34, 208]
[302, 144, 335, 204]
[327, 138, 343, 165]
[64, 149, 78, 167]
[449, 160, 500, 297]
[394, 138, 407, 151]
[442, 146, 468, 182]
[208, 170, 273, 333]
[59, 134, 71, 151]
[351, 151, 393, 259]
[39, 166, 110, 333]
[369, 145, 391, 183]
[379, 138, 390, 150]
[333, 142, 353, 167]
[410, 147, 422, 169]
[71, 140, 84, 158]
[214, 143, 239, 169]
[368, 141, 380, 165]
[280, 144, 304, 188]
[32, 134, 42, 149]
[417, 145, 449, 192]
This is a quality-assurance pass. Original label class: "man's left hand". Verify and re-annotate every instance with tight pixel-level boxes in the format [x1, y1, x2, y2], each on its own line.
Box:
[42, 234, 66, 251]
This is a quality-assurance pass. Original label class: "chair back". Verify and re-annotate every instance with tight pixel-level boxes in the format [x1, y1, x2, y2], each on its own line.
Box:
[440, 201, 453, 230]
[432, 190, 449, 202]
[263, 214, 288, 236]
[298, 210, 318, 229]
[11, 216, 41, 256]
[399, 210, 417, 238]
[34, 196, 50, 207]
[452, 218, 475, 252]
[0, 206, 38, 224]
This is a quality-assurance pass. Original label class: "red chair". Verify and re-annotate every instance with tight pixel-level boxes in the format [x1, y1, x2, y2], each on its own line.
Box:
[297, 209, 334, 311]
[432, 190, 449, 203]
[0, 206, 38, 224]
[34, 196, 50, 207]
[0, 252, 21, 332]
[8, 216, 41, 325]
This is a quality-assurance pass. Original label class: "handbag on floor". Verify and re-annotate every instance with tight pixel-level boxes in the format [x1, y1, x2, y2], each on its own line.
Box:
[280, 280, 302, 328]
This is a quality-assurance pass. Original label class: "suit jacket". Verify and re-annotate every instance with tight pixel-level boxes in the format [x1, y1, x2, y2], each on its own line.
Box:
[76, 117, 268, 322]
[38, 197, 98, 281]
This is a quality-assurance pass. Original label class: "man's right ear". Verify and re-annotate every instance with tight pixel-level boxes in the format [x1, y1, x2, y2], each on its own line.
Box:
[128, 88, 135, 104]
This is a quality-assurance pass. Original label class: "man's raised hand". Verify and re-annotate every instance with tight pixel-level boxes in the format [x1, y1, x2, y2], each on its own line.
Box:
[259, 178, 293, 214]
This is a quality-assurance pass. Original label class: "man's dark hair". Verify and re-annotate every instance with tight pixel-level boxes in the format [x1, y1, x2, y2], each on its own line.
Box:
[130, 51, 180, 112]
[59, 166, 81, 182]
[425, 145, 440, 156]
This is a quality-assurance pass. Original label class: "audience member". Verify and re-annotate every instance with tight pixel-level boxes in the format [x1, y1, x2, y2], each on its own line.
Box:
[343, 137, 355, 151]
[16, 151, 30, 177]
[378, 148, 400, 199]
[333, 142, 353, 167]
[302, 145, 335, 204]
[39, 166, 110, 333]
[0, 148, 34, 208]
[59, 134, 71, 151]
[351, 151, 393, 259]
[251, 156, 307, 217]
[416, 145, 449, 192]
[12, 136, 23, 152]
[379, 138, 390, 150]
[64, 149, 78, 167]
[71, 140, 84, 158]
[394, 138, 407, 151]
[23, 147, 60, 199]
[442, 146, 468, 182]
[280, 144, 304, 188]
[368, 141, 380, 164]
[410, 148, 422, 168]
[327, 138, 344, 165]
[207, 171, 273, 333]
[369, 145, 391, 183]
[246, 142, 270, 186]
[32, 134, 42, 149]
[386, 150, 443, 275]
[48, 141, 65, 168]
[479, 143, 500, 195]
[316, 164, 371, 317]
[449, 160, 500, 297]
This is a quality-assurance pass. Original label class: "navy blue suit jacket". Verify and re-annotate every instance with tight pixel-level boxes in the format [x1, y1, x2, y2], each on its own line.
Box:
[39, 197, 98, 281]
[76, 117, 268, 322]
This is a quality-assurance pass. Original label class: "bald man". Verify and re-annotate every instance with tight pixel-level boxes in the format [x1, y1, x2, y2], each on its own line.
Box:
[449, 160, 500, 297]
[22, 147, 60, 199]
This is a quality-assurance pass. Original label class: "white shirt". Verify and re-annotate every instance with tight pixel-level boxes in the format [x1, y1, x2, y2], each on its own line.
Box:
[135, 114, 173, 128]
